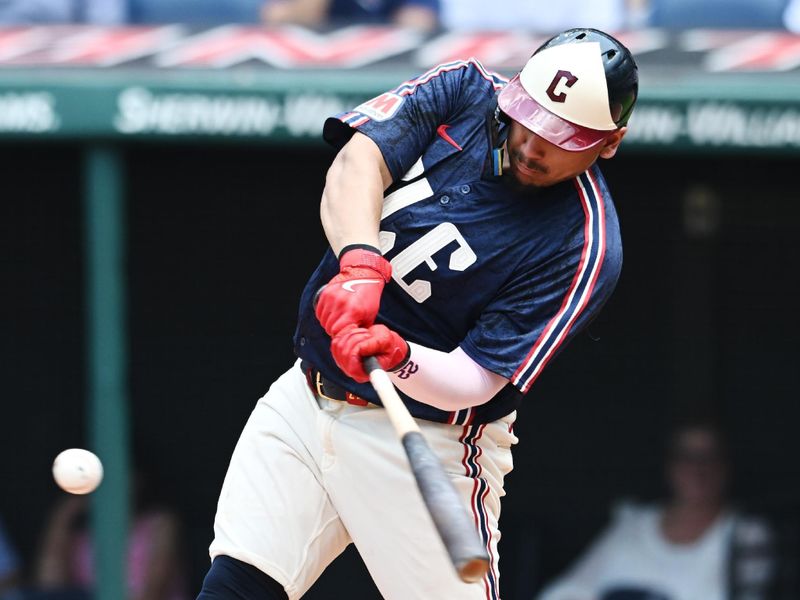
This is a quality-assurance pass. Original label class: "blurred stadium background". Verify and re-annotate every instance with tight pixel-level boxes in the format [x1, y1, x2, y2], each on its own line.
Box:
[1, 4, 800, 599]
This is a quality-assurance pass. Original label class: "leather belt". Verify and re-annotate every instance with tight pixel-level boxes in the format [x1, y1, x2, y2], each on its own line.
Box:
[301, 360, 372, 407]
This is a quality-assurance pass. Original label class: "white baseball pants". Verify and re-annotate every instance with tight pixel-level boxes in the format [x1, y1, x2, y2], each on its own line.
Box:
[208, 360, 517, 600]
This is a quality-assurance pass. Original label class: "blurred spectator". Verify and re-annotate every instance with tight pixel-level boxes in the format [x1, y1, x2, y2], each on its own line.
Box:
[260, 0, 440, 32]
[26, 466, 189, 600]
[536, 420, 778, 600]
[128, 0, 263, 25]
[0, 515, 21, 600]
[648, 0, 787, 29]
[439, 0, 650, 33]
[0, 0, 126, 24]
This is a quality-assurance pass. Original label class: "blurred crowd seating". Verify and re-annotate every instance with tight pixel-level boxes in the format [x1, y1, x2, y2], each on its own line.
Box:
[649, 0, 787, 29]
[1, 0, 799, 31]
[128, 0, 264, 25]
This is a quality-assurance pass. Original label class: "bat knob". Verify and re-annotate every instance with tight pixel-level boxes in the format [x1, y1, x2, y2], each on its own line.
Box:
[457, 556, 490, 583]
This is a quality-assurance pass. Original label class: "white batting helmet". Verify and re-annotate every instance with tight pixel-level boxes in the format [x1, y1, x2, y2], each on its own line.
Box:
[497, 28, 638, 151]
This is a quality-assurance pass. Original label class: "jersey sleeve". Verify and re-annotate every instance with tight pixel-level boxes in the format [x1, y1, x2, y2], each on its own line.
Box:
[322, 59, 504, 182]
[461, 171, 622, 394]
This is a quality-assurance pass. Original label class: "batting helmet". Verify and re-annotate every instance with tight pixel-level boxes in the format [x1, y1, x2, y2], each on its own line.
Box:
[497, 28, 638, 151]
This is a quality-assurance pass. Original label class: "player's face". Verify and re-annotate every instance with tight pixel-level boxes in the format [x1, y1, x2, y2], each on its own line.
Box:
[505, 120, 626, 188]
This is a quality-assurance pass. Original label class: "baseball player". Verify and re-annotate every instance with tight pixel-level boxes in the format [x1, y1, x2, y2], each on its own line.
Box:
[197, 28, 638, 600]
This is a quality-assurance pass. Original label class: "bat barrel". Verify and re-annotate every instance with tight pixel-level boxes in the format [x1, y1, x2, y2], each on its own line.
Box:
[364, 356, 490, 583]
[402, 431, 490, 582]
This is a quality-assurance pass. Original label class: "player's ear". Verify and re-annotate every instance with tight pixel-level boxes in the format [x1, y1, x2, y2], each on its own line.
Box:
[598, 127, 627, 159]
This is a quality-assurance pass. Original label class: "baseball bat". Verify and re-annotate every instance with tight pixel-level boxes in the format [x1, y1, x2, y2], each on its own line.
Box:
[313, 286, 489, 581]
[363, 356, 490, 583]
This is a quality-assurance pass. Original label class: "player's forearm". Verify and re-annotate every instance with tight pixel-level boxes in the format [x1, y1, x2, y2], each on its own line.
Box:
[389, 344, 508, 411]
[321, 133, 391, 257]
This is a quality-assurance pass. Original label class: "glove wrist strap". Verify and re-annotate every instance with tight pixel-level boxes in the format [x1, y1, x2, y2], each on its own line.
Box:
[338, 243, 381, 259]
[388, 343, 412, 373]
[339, 247, 392, 282]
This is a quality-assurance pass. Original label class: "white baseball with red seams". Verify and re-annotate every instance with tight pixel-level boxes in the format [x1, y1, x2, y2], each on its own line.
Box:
[52, 448, 104, 495]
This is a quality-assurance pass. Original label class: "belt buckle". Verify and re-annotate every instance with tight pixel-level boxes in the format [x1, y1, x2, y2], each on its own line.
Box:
[315, 371, 339, 404]
[315, 371, 369, 407]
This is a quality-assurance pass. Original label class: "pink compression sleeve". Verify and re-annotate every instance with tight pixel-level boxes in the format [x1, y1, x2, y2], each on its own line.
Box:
[388, 343, 508, 411]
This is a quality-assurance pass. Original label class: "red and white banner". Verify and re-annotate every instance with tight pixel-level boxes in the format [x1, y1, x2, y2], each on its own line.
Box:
[1, 25, 800, 72]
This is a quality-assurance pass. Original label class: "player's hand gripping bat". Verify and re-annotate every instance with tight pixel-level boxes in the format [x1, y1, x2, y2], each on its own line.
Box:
[363, 356, 490, 583]
[314, 287, 490, 582]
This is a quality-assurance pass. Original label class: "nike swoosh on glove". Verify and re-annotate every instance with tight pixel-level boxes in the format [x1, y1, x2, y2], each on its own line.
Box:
[330, 324, 410, 383]
[314, 247, 392, 337]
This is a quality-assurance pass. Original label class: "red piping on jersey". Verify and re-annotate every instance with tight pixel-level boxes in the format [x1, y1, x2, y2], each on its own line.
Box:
[339, 59, 506, 137]
[393, 58, 506, 97]
[511, 169, 607, 392]
[447, 406, 475, 426]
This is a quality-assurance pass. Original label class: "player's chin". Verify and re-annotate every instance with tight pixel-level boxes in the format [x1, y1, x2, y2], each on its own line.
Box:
[509, 163, 550, 188]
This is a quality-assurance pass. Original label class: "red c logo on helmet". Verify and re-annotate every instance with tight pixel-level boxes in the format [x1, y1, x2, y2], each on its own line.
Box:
[546, 70, 579, 103]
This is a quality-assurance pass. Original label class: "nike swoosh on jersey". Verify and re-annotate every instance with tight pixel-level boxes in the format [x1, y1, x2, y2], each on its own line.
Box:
[341, 279, 382, 292]
[436, 124, 463, 151]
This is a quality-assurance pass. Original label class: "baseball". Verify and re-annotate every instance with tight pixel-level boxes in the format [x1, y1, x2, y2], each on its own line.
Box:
[52, 448, 104, 495]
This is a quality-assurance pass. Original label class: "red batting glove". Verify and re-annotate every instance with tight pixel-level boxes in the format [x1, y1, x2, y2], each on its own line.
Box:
[314, 246, 392, 337]
[330, 324, 410, 383]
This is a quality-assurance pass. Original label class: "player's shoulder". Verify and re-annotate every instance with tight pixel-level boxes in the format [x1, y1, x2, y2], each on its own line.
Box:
[554, 167, 619, 226]
[579, 165, 621, 232]
[395, 57, 507, 97]
[457, 57, 508, 89]
[581, 164, 614, 202]
[458, 57, 508, 97]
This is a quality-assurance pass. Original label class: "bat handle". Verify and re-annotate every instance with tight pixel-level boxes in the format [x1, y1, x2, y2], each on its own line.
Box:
[363, 356, 382, 374]
[364, 357, 420, 436]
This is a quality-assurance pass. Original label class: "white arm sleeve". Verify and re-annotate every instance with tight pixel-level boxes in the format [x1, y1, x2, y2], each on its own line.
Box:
[388, 343, 508, 411]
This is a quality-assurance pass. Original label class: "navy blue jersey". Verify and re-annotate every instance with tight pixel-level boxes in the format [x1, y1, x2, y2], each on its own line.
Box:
[293, 59, 622, 425]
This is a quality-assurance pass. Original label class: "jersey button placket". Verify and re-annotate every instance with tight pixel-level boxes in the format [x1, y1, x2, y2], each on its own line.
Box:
[460, 184, 471, 194]
[439, 195, 450, 205]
